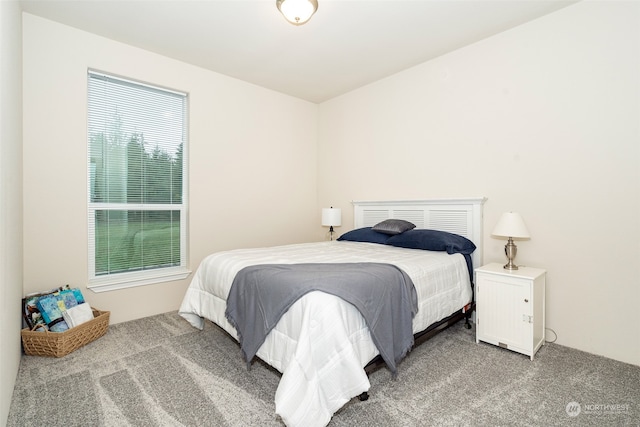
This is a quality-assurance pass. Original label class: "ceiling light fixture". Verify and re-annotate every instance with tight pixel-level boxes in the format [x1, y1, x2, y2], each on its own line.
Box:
[276, 0, 318, 26]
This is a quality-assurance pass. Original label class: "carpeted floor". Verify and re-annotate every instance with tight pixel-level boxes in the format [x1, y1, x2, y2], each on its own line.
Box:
[8, 311, 640, 426]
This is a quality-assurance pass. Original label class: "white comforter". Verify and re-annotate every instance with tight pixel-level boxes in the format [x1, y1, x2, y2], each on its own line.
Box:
[179, 241, 472, 427]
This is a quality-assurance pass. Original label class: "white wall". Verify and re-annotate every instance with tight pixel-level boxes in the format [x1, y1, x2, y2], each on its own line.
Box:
[22, 14, 318, 325]
[0, 1, 23, 425]
[318, 1, 640, 366]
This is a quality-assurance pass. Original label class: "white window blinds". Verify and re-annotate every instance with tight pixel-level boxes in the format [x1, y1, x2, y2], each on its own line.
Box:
[87, 71, 189, 291]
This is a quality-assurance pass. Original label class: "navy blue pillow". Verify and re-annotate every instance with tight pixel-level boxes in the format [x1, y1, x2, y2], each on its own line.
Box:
[337, 227, 391, 244]
[386, 229, 476, 255]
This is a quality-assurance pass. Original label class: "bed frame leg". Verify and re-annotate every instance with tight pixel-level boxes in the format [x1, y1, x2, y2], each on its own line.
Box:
[359, 392, 369, 401]
[464, 311, 472, 329]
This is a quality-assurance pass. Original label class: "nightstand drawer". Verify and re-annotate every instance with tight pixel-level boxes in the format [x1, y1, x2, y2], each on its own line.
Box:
[476, 272, 531, 288]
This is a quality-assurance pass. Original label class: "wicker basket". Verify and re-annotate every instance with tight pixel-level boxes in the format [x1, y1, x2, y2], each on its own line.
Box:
[21, 308, 110, 357]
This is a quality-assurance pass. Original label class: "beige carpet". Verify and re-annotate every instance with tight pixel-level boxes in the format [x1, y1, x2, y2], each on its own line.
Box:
[8, 311, 640, 426]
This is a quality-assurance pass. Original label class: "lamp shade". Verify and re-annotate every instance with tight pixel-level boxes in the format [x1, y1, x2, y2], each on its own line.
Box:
[491, 212, 530, 239]
[276, 0, 318, 25]
[322, 207, 341, 227]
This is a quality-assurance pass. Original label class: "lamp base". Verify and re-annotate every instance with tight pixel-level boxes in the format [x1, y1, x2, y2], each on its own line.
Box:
[503, 238, 519, 270]
[503, 262, 519, 271]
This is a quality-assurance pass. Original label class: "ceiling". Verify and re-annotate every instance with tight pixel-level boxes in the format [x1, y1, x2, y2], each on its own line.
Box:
[20, 0, 576, 103]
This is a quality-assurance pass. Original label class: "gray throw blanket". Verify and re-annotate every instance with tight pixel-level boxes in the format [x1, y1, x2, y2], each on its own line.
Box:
[224, 262, 418, 377]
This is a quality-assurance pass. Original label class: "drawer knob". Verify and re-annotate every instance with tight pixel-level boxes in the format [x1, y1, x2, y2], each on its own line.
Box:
[524, 299, 529, 303]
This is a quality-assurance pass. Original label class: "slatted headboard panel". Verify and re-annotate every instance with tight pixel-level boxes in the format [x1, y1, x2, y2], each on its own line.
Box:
[353, 198, 487, 270]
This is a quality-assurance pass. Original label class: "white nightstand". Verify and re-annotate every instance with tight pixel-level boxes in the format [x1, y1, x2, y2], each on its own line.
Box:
[475, 262, 546, 360]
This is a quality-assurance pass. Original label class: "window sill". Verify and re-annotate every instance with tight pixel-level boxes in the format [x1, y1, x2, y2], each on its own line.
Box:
[87, 267, 192, 293]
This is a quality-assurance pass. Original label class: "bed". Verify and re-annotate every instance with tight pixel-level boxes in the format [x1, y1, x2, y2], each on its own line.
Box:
[179, 198, 486, 427]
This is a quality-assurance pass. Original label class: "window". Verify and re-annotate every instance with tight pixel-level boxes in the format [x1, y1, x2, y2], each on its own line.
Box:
[87, 71, 189, 292]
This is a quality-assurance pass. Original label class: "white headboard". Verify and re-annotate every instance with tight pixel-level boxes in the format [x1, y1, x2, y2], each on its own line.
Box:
[353, 198, 487, 270]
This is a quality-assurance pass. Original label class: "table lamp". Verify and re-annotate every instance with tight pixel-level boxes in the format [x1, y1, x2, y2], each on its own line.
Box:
[491, 212, 530, 270]
[322, 207, 341, 241]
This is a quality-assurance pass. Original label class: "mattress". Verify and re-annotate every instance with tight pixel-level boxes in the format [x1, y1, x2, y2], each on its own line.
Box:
[179, 240, 472, 426]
